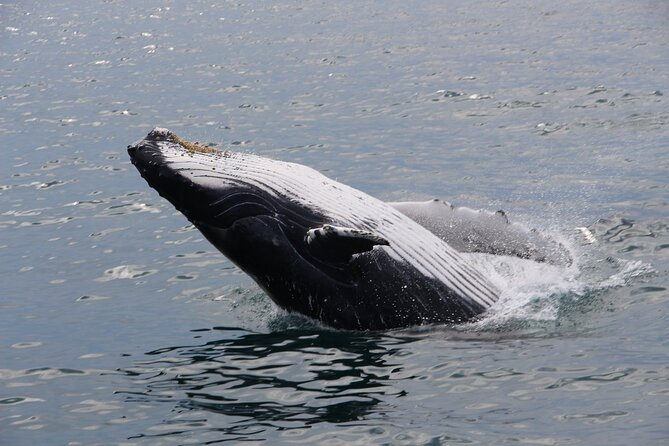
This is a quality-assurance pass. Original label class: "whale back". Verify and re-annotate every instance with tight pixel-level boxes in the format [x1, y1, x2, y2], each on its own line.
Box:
[390, 200, 572, 265]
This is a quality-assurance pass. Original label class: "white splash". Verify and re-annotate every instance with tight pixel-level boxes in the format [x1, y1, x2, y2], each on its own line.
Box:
[465, 253, 581, 327]
[599, 259, 655, 288]
[465, 240, 655, 330]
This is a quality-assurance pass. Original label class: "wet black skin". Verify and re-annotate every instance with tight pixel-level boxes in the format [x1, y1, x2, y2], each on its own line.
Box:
[128, 135, 484, 330]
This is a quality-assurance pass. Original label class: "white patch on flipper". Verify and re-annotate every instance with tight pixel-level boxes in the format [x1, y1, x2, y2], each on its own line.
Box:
[306, 225, 388, 246]
[464, 253, 579, 326]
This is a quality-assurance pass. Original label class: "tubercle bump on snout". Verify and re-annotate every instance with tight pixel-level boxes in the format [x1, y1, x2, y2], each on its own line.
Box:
[130, 128, 231, 164]
[147, 127, 221, 155]
[148, 127, 171, 139]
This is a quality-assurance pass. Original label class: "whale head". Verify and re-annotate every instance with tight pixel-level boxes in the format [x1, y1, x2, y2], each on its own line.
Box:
[128, 128, 328, 282]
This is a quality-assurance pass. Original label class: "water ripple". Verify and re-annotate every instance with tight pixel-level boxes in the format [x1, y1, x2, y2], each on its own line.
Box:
[117, 328, 414, 439]
[95, 265, 158, 282]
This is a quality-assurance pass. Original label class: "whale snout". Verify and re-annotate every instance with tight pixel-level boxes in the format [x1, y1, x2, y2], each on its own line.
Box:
[127, 127, 173, 165]
[127, 130, 199, 218]
[128, 128, 237, 226]
[127, 137, 153, 158]
[126, 141, 151, 167]
[127, 139, 166, 181]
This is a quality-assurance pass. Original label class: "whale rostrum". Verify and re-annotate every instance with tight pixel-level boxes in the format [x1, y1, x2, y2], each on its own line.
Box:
[128, 128, 569, 330]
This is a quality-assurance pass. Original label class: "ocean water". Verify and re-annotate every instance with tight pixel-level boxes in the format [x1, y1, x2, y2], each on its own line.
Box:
[1, 0, 668, 444]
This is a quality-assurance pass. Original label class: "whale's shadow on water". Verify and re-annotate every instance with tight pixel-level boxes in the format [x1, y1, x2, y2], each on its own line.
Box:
[118, 325, 418, 440]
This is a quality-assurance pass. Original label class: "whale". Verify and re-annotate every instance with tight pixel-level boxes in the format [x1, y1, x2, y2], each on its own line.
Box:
[128, 128, 569, 330]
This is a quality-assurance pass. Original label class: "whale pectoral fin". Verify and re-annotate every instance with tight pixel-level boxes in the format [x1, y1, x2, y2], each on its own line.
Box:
[306, 225, 389, 262]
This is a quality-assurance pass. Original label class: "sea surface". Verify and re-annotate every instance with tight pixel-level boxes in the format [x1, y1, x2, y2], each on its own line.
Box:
[1, 1, 668, 444]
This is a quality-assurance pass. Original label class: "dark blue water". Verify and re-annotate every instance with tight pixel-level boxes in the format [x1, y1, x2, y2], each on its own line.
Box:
[1, 1, 668, 444]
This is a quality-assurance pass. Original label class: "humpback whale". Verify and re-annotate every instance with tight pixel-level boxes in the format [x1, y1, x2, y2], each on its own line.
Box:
[128, 128, 568, 330]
